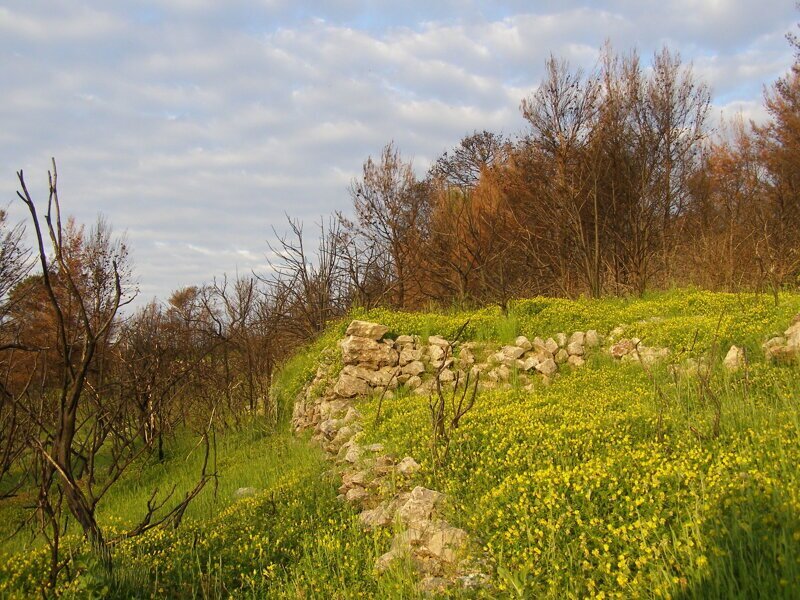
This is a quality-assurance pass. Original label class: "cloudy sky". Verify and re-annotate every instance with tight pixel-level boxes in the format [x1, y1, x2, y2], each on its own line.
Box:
[1, 1, 796, 305]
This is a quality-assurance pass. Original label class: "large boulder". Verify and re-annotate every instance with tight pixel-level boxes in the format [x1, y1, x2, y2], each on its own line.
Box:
[345, 320, 389, 340]
[569, 331, 585, 346]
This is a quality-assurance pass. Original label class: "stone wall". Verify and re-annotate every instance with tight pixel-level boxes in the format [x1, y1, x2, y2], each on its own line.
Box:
[289, 314, 800, 594]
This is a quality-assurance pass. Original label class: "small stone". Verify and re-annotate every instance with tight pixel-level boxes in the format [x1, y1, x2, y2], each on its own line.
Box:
[340, 335, 398, 368]
[399, 346, 423, 366]
[501, 345, 525, 360]
[427, 335, 450, 348]
[396, 334, 415, 345]
[396, 456, 421, 476]
[233, 487, 257, 499]
[424, 526, 468, 563]
[569, 331, 585, 346]
[438, 368, 455, 382]
[535, 358, 557, 376]
[555, 332, 568, 347]
[786, 319, 800, 347]
[515, 336, 532, 351]
[585, 330, 600, 347]
[405, 375, 423, 389]
[545, 337, 559, 354]
[343, 406, 361, 424]
[723, 345, 745, 371]
[610, 339, 636, 359]
[555, 348, 569, 363]
[566, 341, 585, 356]
[333, 373, 370, 398]
[402, 360, 426, 376]
[419, 577, 449, 594]
[567, 355, 585, 367]
[343, 444, 363, 464]
[345, 487, 369, 503]
[318, 418, 341, 438]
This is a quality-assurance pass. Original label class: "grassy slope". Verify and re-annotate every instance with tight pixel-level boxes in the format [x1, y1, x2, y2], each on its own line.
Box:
[0, 289, 799, 598]
[354, 289, 800, 599]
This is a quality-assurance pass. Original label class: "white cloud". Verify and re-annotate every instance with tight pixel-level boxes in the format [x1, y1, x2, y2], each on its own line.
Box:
[0, 1, 796, 305]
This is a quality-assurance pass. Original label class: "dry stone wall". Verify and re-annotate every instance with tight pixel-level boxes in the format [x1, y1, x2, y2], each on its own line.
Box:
[289, 314, 800, 593]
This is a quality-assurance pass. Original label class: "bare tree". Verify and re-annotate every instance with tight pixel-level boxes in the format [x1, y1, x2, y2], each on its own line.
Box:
[429, 130, 509, 193]
[11, 160, 215, 588]
[343, 142, 429, 308]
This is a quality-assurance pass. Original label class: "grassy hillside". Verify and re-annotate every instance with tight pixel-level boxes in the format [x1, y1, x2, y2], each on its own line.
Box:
[1, 289, 799, 598]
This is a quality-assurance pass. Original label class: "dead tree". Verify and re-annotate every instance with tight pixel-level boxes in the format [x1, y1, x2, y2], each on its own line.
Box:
[13, 160, 215, 587]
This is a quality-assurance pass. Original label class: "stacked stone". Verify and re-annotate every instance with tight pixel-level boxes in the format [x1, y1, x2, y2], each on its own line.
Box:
[763, 315, 800, 364]
[482, 330, 601, 387]
[291, 320, 486, 594]
[609, 337, 670, 365]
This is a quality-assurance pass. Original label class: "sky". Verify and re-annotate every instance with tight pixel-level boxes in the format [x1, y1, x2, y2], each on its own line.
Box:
[0, 1, 797, 306]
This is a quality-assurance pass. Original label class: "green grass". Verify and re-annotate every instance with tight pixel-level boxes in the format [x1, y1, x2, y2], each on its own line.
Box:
[350, 289, 800, 598]
[1, 289, 799, 598]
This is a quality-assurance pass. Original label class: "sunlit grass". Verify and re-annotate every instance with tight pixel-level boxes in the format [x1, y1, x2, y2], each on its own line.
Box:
[1, 289, 799, 598]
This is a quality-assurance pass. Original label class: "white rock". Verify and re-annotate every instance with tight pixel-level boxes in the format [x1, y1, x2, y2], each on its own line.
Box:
[545, 338, 559, 354]
[345, 320, 389, 340]
[340, 335, 398, 367]
[333, 373, 371, 398]
[515, 336, 532, 351]
[567, 355, 585, 368]
[723, 345, 745, 372]
[399, 346, 423, 366]
[427, 335, 450, 348]
[569, 331, 585, 346]
[396, 457, 421, 476]
[566, 341, 585, 356]
[345, 487, 369, 503]
[585, 330, 600, 347]
[424, 526, 468, 564]
[501, 345, 525, 360]
[397, 486, 444, 527]
[401, 360, 426, 376]
[405, 375, 422, 389]
[233, 487, 257, 499]
[535, 358, 558, 376]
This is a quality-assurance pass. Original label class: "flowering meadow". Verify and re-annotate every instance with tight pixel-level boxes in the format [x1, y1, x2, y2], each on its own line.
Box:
[0, 289, 799, 598]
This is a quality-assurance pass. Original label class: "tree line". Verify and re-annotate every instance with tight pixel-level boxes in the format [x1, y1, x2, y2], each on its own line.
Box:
[0, 37, 798, 591]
